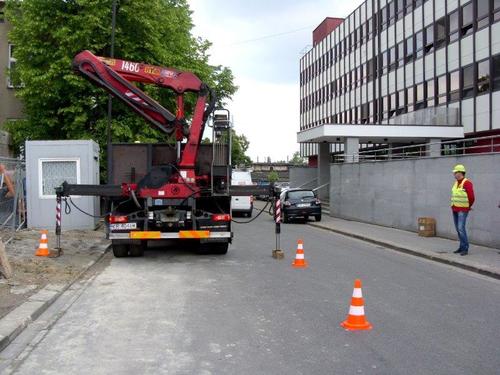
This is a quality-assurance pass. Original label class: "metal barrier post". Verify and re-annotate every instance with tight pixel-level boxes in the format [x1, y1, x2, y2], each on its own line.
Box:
[54, 191, 63, 256]
[272, 198, 284, 259]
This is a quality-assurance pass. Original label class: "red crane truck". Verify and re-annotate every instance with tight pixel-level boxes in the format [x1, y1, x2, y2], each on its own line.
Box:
[56, 50, 266, 257]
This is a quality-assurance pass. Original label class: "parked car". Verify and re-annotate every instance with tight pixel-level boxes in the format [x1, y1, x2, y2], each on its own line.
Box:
[274, 182, 290, 195]
[280, 188, 321, 222]
[231, 170, 253, 217]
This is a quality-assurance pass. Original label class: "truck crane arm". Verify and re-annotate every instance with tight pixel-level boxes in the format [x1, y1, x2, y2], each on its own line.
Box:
[73, 50, 216, 151]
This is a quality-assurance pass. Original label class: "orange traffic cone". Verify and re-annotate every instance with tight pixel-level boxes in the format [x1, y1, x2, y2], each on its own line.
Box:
[35, 230, 50, 257]
[341, 279, 372, 331]
[292, 239, 308, 268]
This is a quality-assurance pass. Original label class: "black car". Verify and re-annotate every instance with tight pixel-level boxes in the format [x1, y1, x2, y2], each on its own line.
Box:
[280, 188, 321, 222]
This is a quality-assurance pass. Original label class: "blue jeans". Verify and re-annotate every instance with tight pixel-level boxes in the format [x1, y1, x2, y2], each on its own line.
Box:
[453, 211, 469, 252]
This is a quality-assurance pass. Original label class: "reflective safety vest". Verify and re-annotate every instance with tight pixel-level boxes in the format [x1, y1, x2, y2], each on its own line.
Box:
[451, 178, 469, 208]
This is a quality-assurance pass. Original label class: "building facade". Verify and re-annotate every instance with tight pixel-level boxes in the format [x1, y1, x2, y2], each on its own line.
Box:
[0, 0, 23, 156]
[299, 0, 500, 160]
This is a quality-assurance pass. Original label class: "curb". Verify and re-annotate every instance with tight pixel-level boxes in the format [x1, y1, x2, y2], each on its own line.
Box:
[308, 223, 500, 280]
[0, 246, 109, 353]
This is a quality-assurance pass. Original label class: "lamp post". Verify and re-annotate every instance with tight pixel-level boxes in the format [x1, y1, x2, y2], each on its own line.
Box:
[106, 0, 117, 183]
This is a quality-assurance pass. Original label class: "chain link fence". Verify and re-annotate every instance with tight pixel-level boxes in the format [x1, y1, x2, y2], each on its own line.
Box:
[0, 157, 26, 244]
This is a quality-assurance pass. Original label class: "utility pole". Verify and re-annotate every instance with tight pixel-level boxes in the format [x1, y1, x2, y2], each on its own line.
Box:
[106, 0, 117, 183]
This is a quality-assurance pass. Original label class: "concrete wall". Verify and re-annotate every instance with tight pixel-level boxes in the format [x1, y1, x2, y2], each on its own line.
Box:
[289, 167, 317, 189]
[330, 154, 500, 248]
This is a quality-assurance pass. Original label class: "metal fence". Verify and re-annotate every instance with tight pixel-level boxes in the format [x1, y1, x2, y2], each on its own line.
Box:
[0, 157, 26, 243]
[332, 135, 500, 163]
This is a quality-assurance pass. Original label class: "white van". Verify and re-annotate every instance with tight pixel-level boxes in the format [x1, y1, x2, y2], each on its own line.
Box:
[231, 170, 253, 217]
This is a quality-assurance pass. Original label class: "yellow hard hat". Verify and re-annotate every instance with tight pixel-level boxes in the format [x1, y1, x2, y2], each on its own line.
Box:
[452, 164, 466, 173]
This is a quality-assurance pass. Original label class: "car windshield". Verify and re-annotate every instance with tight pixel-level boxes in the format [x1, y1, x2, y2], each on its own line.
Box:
[287, 190, 314, 200]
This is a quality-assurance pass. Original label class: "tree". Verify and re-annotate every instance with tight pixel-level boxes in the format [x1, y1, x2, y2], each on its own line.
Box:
[289, 151, 306, 165]
[231, 129, 251, 167]
[5, 0, 237, 159]
[267, 170, 279, 183]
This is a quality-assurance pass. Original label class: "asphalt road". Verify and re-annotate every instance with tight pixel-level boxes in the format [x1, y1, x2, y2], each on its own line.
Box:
[6, 206, 500, 374]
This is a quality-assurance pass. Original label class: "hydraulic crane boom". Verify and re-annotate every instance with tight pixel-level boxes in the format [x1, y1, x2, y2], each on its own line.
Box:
[73, 50, 216, 169]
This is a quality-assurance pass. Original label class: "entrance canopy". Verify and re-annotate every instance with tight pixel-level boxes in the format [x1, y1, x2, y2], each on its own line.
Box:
[297, 124, 464, 144]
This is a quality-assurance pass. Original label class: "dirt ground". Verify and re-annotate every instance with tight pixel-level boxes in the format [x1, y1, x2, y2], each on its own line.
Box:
[0, 226, 109, 319]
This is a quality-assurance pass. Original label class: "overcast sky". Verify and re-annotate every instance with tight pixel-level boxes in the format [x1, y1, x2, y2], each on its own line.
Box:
[189, 0, 364, 162]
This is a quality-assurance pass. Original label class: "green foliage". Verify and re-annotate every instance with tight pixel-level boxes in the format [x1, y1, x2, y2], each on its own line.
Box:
[231, 129, 251, 167]
[289, 151, 306, 165]
[5, 0, 237, 163]
[267, 170, 279, 183]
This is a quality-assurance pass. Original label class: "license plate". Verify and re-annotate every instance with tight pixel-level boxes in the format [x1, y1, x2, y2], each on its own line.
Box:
[110, 223, 137, 230]
[297, 203, 310, 208]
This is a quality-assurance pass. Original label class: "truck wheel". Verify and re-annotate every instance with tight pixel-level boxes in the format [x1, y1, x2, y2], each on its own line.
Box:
[129, 244, 145, 257]
[283, 213, 288, 223]
[211, 243, 229, 255]
[112, 244, 129, 258]
[198, 242, 228, 255]
[315, 214, 322, 222]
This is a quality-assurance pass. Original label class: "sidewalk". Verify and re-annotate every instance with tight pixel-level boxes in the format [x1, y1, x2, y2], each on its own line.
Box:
[0, 229, 109, 353]
[309, 216, 500, 279]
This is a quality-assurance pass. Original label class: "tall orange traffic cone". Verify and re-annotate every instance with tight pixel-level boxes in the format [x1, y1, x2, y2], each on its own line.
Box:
[292, 239, 308, 268]
[341, 279, 372, 331]
[35, 230, 50, 257]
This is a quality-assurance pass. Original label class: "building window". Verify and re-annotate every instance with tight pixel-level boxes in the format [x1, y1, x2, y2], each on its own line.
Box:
[406, 0, 414, 13]
[493, 54, 500, 91]
[477, 59, 490, 94]
[39, 159, 80, 199]
[415, 31, 424, 58]
[388, 46, 396, 71]
[462, 64, 474, 99]
[424, 24, 434, 54]
[449, 70, 460, 102]
[388, 1, 396, 26]
[495, 0, 500, 22]
[415, 83, 425, 109]
[448, 10, 459, 43]
[406, 87, 414, 113]
[369, 100, 375, 122]
[397, 90, 406, 115]
[397, 41, 405, 67]
[435, 17, 446, 49]
[461, 2, 473, 37]
[380, 96, 387, 120]
[361, 103, 369, 124]
[477, 0, 490, 30]
[389, 92, 397, 117]
[397, 0, 405, 19]
[7, 44, 22, 88]
[437, 74, 447, 104]
[380, 6, 388, 30]
[405, 36, 414, 63]
[427, 79, 435, 107]
[381, 51, 389, 74]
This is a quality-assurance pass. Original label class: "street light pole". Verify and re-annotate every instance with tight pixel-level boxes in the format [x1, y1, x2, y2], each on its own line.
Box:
[106, 0, 117, 183]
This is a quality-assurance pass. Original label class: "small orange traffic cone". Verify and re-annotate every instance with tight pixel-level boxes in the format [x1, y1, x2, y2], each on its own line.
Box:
[292, 239, 308, 268]
[35, 230, 50, 257]
[341, 279, 372, 331]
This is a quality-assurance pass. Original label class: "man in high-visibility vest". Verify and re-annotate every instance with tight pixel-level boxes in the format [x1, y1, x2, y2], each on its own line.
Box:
[451, 164, 475, 256]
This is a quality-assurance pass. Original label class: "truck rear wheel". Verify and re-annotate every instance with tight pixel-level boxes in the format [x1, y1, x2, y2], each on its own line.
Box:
[129, 243, 145, 257]
[198, 242, 229, 255]
[112, 244, 129, 258]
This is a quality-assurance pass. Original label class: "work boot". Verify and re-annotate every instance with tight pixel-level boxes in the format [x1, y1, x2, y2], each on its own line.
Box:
[460, 251, 468, 256]
[453, 249, 462, 254]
